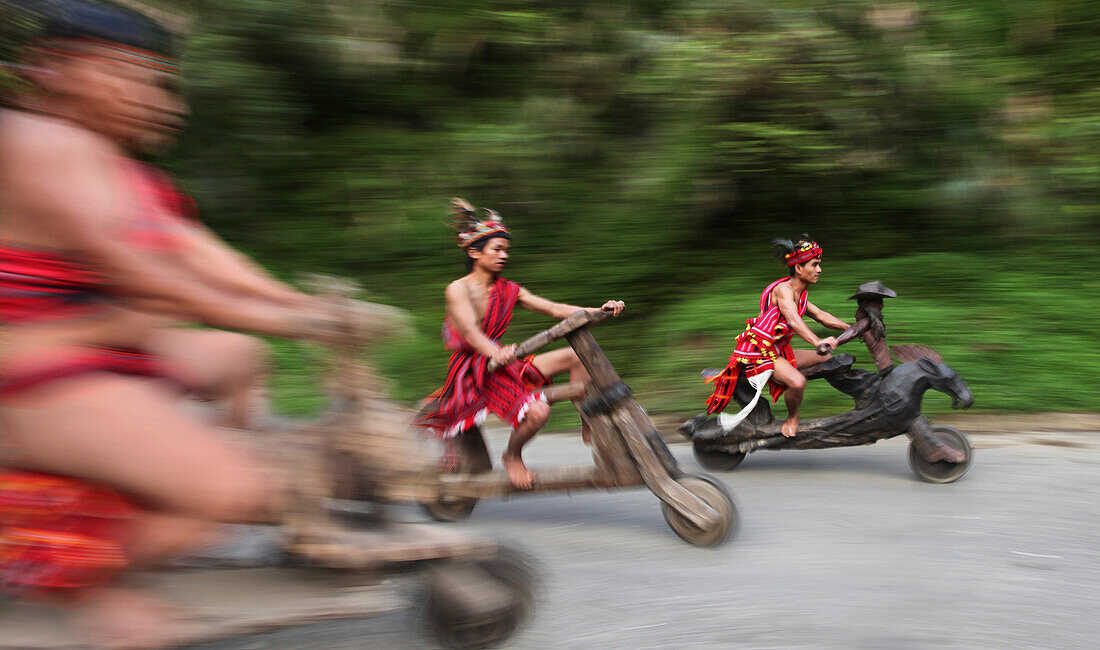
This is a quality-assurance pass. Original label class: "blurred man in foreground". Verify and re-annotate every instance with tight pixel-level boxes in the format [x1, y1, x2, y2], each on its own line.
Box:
[0, 1, 363, 645]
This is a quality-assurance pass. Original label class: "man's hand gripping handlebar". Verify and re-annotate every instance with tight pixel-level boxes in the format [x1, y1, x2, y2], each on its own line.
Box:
[486, 306, 617, 373]
[301, 275, 412, 348]
[815, 321, 864, 356]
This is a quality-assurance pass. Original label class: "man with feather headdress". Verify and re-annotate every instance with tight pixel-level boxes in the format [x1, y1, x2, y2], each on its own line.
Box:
[417, 200, 625, 489]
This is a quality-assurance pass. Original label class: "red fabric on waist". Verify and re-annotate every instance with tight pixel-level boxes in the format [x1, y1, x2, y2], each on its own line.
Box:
[417, 278, 551, 437]
[0, 347, 162, 398]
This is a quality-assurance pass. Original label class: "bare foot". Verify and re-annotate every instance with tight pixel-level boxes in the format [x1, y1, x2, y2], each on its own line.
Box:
[781, 415, 799, 438]
[72, 586, 185, 649]
[501, 451, 536, 489]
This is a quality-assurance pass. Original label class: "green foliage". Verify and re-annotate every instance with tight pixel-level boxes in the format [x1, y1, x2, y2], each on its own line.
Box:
[1, 0, 1096, 419]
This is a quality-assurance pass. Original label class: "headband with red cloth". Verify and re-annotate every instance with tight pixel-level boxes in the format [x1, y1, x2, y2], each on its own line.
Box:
[785, 241, 822, 267]
[34, 37, 179, 74]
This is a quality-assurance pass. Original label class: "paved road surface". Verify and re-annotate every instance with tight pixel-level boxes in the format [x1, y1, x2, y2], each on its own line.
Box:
[196, 427, 1099, 650]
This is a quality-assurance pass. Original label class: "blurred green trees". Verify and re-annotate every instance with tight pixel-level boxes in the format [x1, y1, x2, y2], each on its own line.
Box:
[2, 1, 1097, 416]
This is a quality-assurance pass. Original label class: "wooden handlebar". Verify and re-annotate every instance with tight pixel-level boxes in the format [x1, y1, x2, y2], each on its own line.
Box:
[487, 309, 613, 372]
[817, 320, 867, 355]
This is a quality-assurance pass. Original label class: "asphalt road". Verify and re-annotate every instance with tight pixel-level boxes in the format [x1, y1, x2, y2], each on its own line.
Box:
[196, 427, 1100, 650]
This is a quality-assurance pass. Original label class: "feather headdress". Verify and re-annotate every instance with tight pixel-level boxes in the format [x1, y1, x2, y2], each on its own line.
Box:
[448, 198, 510, 249]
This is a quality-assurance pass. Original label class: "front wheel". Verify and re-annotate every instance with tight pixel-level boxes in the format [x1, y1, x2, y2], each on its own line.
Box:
[908, 425, 972, 484]
[425, 547, 538, 649]
[661, 474, 738, 547]
[692, 440, 746, 471]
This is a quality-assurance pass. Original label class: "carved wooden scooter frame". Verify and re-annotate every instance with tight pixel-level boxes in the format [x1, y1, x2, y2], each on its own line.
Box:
[399, 310, 738, 548]
[680, 283, 974, 484]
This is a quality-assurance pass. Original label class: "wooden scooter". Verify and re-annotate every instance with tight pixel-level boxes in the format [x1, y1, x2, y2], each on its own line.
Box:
[680, 281, 975, 484]
[1, 285, 538, 650]
[390, 310, 738, 548]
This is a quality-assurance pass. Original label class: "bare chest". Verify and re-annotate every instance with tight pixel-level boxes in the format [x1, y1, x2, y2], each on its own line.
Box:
[466, 284, 490, 322]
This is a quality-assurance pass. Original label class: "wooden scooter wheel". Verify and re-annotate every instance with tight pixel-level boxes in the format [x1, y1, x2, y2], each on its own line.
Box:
[661, 474, 738, 547]
[908, 425, 972, 484]
[425, 546, 538, 649]
[421, 428, 492, 522]
[692, 440, 746, 471]
[421, 495, 479, 522]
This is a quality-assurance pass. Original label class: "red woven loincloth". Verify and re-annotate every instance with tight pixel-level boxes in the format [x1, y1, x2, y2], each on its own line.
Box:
[706, 277, 808, 414]
[417, 277, 550, 438]
[0, 470, 137, 598]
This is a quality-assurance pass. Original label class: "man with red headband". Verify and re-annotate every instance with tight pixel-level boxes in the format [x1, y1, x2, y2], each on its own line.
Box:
[418, 200, 625, 489]
[705, 236, 849, 438]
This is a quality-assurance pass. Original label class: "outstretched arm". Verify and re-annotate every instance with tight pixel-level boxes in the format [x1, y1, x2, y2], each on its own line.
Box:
[516, 287, 625, 320]
[171, 224, 314, 307]
[775, 284, 836, 349]
[805, 301, 849, 331]
[10, 130, 342, 342]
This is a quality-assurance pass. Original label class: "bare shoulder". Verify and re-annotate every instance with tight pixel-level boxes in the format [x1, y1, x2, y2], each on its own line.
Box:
[445, 278, 472, 300]
[0, 113, 118, 242]
[773, 281, 795, 299]
[1, 111, 111, 164]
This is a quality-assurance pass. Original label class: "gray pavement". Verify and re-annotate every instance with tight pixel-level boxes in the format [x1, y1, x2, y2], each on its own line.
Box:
[199, 427, 1100, 650]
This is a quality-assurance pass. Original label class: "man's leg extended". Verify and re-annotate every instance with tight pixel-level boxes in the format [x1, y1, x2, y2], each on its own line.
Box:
[771, 358, 806, 438]
[792, 348, 831, 371]
[147, 328, 269, 429]
[499, 346, 587, 488]
[502, 400, 549, 489]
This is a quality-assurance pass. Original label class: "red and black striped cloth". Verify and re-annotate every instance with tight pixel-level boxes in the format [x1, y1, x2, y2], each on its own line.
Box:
[0, 245, 106, 324]
[114, 160, 200, 252]
[417, 277, 548, 438]
[0, 470, 136, 598]
[705, 277, 808, 414]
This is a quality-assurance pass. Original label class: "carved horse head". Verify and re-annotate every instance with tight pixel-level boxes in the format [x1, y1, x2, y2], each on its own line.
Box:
[914, 358, 974, 410]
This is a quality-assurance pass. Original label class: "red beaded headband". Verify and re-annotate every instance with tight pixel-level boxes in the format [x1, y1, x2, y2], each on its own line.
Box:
[34, 37, 179, 74]
[785, 241, 822, 267]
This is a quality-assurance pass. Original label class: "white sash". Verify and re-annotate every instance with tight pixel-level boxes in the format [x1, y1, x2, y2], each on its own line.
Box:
[717, 369, 773, 432]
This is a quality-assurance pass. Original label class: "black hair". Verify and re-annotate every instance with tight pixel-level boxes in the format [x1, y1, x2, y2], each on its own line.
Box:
[16, 0, 176, 57]
[771, 233, 814, 276]
[464, 233, 511, 272]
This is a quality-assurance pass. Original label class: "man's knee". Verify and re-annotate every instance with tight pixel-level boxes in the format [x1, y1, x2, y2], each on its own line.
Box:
[567, 347, 583, 367]
[223, 334, 268, 385]
[203, 472, 270, 522]
[180, 452, 272, 522]
[523, 400, 550, 429]
[786, 373, 806, 393]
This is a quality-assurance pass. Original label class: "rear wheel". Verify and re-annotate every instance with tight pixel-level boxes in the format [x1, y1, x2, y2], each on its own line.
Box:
[421, 428, 491, 522]
[692, 440, 746, 471]
[420, 495, 478, 522]
[908, 425, 972, 484]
